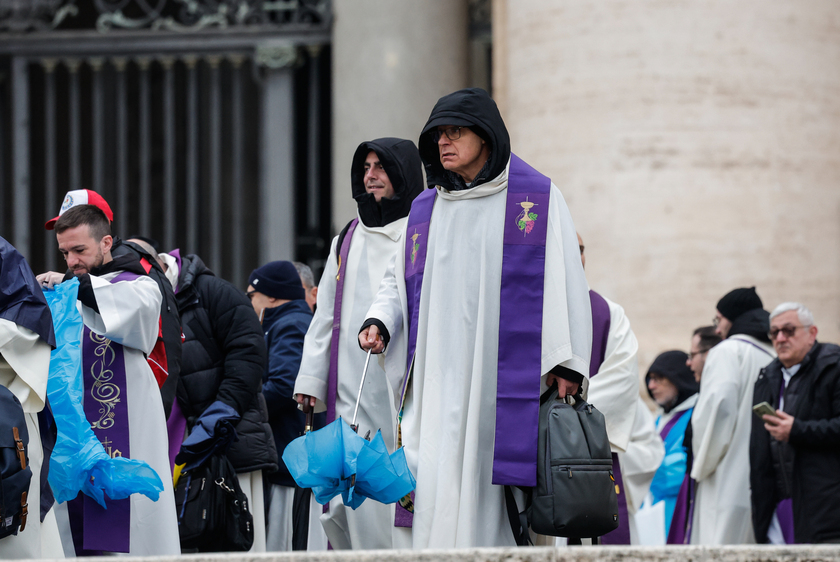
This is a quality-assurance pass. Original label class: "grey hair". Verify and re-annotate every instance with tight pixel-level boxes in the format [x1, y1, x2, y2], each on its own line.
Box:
[770, 302, 815, 326]
[293, 261, 315, 290]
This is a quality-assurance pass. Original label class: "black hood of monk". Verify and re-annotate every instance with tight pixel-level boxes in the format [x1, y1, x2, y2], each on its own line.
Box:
[351, 137, 425, 228]
[418, 88, 511, 191]
[728, 307, 772, 344]
[645, 350, 699, 413]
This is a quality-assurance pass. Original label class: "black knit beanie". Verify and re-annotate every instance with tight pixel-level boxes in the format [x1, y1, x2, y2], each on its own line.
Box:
[645, 350, 699, 412]
[716, 286, 763, 322]
[248, 260, 305, 301]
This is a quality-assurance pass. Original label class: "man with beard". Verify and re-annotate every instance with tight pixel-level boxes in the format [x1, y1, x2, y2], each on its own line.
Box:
[751, 303, 840, 544]
[36, 205, 179, 556]
[294, 138, 423, 549]
[689, 287, 775, 544]
[358, 89, 591, 548]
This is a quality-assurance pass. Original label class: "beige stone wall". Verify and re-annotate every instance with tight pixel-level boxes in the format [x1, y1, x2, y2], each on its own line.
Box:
[495, 0, 840, 371]
[331, 0, 469, 232]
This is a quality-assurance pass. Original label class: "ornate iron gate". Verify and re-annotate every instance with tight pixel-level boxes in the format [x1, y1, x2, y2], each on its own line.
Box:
[0, 0, 332, 288]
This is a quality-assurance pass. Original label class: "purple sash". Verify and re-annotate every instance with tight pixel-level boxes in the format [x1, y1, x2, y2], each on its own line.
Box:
[667, 473, 695, 544]
[326, 218, 359, 424]
[776, 497, 795, 544]
[659, 409, 689, 441]
[589, 290, 611, 379]
[493, 154, 551, 487]
[70, 270, 139, 554]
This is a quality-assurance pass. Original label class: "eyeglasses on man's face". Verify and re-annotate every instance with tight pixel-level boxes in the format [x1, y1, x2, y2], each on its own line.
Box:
[688, 349, 710, 360]
[432, 126, 463, 143]
[768, 324, 810, 340]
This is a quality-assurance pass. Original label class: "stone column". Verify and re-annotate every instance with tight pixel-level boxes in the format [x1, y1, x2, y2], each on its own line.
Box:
[331, 0, 470, 231]
[495, 0, 840, 365]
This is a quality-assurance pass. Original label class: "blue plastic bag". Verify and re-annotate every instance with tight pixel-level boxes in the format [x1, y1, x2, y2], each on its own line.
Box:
[44, 279, 163, 507]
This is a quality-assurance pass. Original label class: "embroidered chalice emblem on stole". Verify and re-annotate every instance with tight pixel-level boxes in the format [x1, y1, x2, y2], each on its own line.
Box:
[516, 197, 539, 235]
[410, 230, 421, 265]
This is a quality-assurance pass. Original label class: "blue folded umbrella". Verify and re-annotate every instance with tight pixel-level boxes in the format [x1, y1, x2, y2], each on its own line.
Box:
[282, 417, 415, 510]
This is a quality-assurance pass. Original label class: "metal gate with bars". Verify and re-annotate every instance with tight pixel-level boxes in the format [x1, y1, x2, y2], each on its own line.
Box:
[0, 0, 332, 288]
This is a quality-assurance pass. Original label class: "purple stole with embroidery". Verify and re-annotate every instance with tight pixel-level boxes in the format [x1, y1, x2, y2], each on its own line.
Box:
[69, 270, 138, 554]
[395, 154, 552, 525]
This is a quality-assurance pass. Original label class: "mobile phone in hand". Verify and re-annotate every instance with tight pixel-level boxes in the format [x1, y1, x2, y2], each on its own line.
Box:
[752, 401, 778, 419]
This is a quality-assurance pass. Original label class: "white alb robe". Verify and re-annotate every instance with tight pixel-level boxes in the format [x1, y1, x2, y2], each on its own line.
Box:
[70, 273, 180, 555]
[0, 320, 64, 560]
[294, 214, 409, 550]
[690, 334, 775, 545]
[366, 159, 592, 549]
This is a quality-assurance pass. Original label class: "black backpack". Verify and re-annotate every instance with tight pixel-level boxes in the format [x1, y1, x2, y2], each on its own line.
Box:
[506, 386, 618, 543]
[0, 385, 31, 539]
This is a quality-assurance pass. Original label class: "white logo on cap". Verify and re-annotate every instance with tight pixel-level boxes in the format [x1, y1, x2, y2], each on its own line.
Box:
[253, 279, 259, 285]
[60, 195, 74, 213]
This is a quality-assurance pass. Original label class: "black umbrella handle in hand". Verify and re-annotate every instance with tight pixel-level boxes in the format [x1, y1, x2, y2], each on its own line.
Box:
[304, 410, 314, 434]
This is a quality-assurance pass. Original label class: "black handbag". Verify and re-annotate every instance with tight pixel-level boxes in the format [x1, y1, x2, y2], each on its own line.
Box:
[174, 454, 253, 552]
[506, 386, 619, 543]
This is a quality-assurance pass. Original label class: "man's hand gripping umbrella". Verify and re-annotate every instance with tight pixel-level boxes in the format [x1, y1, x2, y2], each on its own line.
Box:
[283, 339, 415, 510]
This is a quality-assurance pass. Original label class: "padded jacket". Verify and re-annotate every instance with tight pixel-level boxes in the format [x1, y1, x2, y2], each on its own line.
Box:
[175, 254, 278, 474]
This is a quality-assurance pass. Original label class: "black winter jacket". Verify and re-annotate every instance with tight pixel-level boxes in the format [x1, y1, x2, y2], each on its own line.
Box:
[751, 341, 840, 544]
[261, 300, 313, 487]
[174, 253, 278, 474]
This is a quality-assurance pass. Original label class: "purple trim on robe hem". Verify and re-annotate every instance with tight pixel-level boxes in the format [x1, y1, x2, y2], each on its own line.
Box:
[776, 497, 795, 544]
[81, 323, 131, 553]
[326, 218, 358, 424]
[588, 290, 611, 379]
[659, 409, 689, 441]
[599, 452, 631, 544]
[493, 153, 550, 488]
[667, 474, 695, 544]
[167, 398, 187, 469]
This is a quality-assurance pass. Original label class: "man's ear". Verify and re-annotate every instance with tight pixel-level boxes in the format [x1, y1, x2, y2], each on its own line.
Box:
[312, 287, 318, 300]
[101, 234, 113, 254]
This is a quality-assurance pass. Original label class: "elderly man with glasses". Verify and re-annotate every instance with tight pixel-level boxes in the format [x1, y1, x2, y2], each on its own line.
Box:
[750, 303, 840, 545]
[689, 287, 776, 545]
[359, 88, 591, 548]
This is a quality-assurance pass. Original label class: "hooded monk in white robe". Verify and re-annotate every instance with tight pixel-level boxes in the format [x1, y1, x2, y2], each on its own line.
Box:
[360, 88, 591, 549]
[294, 137, 423, 550]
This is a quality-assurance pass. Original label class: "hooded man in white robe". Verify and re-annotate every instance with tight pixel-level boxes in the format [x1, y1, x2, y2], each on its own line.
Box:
[359, 88, 592, 549]
[690, 287, 775, 544]
[38, 205, 179, 556]
[293, 137, 424, 550]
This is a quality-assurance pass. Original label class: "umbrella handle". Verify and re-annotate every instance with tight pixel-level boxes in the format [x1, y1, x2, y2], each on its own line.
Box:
[351, 348, 373, 433]
[304, 410, 314, 434]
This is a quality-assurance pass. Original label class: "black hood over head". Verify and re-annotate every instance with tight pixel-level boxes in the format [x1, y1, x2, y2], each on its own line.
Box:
[728, 307, 772, 344]
[645, 350, 699, 413]
[418, 88, 511, 191]
[351, 137, 424, 228]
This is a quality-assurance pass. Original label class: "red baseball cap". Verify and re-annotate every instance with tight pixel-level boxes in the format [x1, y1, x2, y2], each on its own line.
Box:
[45, 189, 114, 230]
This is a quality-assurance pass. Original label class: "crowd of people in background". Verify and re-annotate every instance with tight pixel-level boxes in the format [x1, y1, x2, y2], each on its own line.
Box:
[0, 87, 837, 558]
